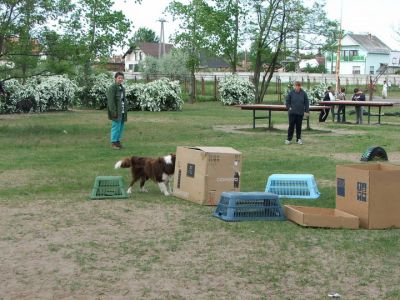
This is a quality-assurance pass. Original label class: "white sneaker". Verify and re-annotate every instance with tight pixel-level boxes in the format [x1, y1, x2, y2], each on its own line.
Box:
[297, 139, 303, 145]
[285, 140, 291, 145]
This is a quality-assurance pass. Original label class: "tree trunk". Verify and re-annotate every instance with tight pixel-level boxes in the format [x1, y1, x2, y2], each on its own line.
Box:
[231, 0, 239, 73]
[189, 71, 195, 104]
[253, 38, 263, 103]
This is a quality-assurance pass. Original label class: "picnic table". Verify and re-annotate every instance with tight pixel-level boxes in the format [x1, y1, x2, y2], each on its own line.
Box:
[319, 100, 394, 124]
[237, 104, 330, 130]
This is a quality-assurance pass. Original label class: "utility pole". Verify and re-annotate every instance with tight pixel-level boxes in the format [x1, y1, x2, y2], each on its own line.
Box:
[335, 0, 343, 93]
[158, 18, 166, 58]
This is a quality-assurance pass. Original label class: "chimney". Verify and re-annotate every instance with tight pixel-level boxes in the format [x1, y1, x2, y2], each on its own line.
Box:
[368, 33, 372, 39]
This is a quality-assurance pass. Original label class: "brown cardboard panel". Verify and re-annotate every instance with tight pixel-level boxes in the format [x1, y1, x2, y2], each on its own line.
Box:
[369, 168, 400, 228]
[190, 146, 242, 155]
[285, 205, 359, 229]
[173, 146, 242, 205]
[336, 163, 400, 229]
[336, 165, 370, 228]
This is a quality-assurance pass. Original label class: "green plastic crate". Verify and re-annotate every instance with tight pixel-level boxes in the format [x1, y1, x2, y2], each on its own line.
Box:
[90, 176, 129, 200]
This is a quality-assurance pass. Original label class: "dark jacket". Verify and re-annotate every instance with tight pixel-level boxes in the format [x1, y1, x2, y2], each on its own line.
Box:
[352, 92, 365, 101]
[286, 89, 310, 115]
[107, 83, 127, 121]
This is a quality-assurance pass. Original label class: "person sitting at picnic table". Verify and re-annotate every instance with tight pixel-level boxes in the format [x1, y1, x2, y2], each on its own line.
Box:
[336, 87, 346, 123]
[319, 86, 335, 122]
[351, 88, 366, 124]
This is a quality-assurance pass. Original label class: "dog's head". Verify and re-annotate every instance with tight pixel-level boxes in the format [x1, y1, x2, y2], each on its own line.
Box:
[170, 153, 176, 165]
[164, 153, 176, 166]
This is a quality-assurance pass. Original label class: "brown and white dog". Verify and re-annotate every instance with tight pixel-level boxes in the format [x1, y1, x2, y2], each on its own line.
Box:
[114, 154, 176, 196]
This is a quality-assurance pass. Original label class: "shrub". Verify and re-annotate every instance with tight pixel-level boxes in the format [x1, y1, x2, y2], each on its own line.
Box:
[1, 79, 23, 114]
[306, 82, 330, 105]
[138, 78, 183, 112]
[0, 76, 78, 114]
[125, 83, 144, 111]
[75, 73, 112, 109]
[286, 81, 330, 105]
[34, 76, 78, 111]
[218, 75, 255, 105]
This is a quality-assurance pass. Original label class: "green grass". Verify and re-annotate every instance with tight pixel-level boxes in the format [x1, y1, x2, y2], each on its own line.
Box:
[1, 102, 400, 299]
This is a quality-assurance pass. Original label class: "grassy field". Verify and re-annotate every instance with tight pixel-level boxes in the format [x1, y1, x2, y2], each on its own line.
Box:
[1, 102, 400, 299]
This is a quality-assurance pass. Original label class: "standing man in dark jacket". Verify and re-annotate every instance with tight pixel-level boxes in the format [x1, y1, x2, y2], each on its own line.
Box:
[107, 72, 127, 150]
[285, 81, 309, 145]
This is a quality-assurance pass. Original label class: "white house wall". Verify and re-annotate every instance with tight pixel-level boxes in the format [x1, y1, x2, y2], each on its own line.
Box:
[124, 51, 146, 72]
[365, 53, 390, 74]
[325, 39, 391, 75]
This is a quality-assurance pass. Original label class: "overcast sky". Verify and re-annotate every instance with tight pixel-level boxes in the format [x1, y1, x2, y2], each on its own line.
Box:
[114, 0, 400, 51]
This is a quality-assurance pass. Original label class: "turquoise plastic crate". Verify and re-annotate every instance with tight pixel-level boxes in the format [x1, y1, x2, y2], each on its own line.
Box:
[90, 176, 129, 200]
[265, 174, 320, 199]
[213, 192, 286, 222]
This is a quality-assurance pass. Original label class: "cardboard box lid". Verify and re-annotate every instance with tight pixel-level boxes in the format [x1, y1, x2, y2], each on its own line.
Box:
[337, 163, 400, 172]
[284, 205, 359, 229]
[187, 146, 241, 155]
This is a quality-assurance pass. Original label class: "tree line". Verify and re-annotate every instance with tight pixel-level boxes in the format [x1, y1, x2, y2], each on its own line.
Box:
[0, 0, 339, 104]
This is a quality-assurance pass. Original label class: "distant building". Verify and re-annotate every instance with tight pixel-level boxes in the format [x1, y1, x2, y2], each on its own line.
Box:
[105, 55, 125, 72]
[122, 42, 173, 72]
[198, 51, 230, 71]
[299, 58, 319, 69]
[385, 51, 400, 74]
[325, 33, 392, 75]
[122, 43, 231, 72]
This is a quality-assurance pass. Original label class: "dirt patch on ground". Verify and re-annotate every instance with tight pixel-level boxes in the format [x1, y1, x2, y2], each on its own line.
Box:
[0, 169, 36, 189]
[214, 124, 366, 136]
[1, 196, 399, 299]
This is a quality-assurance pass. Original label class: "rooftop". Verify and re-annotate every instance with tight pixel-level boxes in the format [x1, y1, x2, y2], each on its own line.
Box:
[348, 33, 391, 54]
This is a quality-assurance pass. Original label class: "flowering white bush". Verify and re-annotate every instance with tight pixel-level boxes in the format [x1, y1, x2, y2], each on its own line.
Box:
[0, 76, 78, 114]
[87, 73, 112, 109]
[286, 81, 331, 105]
[74, 73, 113, 109]
[306, 82, 330, 105]
[1, 79, 23, 113]
[218, 75, 255, 105]
[125, 83, 145, 111]
[34, 76, 78, 111]
[138, 78, 183, 112]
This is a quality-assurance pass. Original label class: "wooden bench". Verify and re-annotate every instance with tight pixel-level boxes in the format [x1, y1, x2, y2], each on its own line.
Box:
[319, 101, 394, 124]
[236, 104, 330, 130]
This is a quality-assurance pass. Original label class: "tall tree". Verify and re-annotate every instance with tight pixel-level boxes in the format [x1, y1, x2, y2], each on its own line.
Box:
[250, 0, 339, 103]
[0, 0, 71, 81]
[284, 0, 339, 72]
[131, 27, 159, 43]
[59, 0, 131, 104]
[205, 0, 249, 73]
[167, 0, 213, 103]
[250, 0, 287, 103]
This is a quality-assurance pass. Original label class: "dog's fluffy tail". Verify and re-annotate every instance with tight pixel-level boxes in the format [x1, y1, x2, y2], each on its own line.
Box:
[114, 157, 132, 169]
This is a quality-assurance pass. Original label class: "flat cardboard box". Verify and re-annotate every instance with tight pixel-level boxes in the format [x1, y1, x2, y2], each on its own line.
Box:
[336, 163, 400, 229]
[173, 146, 242, 205]
[284, 205, 359, 229]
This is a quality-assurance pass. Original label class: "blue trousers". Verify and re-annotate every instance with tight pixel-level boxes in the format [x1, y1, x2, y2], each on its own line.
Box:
[287, 113, 303, 141]
[110, 118, 125, 143]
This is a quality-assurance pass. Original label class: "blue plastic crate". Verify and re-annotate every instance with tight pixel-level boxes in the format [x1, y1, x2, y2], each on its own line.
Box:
[265, 174, 320, 199]
[213, 192, 286, 222]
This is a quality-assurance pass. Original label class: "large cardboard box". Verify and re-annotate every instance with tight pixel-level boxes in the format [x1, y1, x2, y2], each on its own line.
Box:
[173, 146, 242, 205]
[284, 205, 359, 229]
[336, 163, 400, 229]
